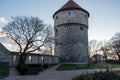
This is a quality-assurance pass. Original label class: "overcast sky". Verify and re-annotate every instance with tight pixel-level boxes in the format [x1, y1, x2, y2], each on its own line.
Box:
[0, 0, 120, 41]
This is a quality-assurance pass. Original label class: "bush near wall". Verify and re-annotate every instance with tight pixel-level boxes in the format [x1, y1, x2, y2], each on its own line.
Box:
[17, 64, 55, 75]
[106, 60, 120, 64]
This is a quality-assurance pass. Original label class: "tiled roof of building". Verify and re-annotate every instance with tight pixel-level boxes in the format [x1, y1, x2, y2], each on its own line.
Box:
[53, 0, 89, 17]
[0, 43, 10, 55]
[60, 0, 81, 10]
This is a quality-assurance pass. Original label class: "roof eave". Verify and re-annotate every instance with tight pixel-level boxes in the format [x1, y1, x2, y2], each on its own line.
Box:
[53, 8, 90, 18]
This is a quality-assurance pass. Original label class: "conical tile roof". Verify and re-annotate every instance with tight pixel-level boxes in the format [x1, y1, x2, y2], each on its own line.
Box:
[53, 0, 89, 18]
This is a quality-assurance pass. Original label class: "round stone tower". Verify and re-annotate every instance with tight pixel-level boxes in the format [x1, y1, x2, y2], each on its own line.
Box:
[53, 0, 89, 63]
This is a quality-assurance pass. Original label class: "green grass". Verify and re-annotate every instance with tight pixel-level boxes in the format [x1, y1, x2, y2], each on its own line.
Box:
[56, 64, 120, 70]
[0, 67, 9, 76]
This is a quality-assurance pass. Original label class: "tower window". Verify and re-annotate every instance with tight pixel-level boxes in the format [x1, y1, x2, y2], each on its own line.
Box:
[68, 12, 71, 16]
[60, 43, 62, 45]
[85, 15, 87, 19]
[68, 19, 70, 22]
[55, 29, 58, 33]
[65, 26, 67, 30]
[80, 27, 83, 30]
[56, 16, 58, 19]
[55, 40, 59, 46]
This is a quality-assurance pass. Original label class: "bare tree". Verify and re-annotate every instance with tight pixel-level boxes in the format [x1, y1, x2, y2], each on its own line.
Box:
[89, 40, 101, 63]
[99, 40, 109, 60]
[89, 40, 101, 57]
[3, 16, 52, 64]
[109, 33, 120, 61]
[44, 26, 54, 55]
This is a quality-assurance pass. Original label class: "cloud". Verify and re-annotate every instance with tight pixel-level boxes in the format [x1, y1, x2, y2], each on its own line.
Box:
[0, 17, 8, 24]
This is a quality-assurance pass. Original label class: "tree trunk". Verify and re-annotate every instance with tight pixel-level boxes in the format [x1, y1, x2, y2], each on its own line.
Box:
[117, 55, 120, 63]
[116, 51, 120, 64]
[18, 53, 26, 64]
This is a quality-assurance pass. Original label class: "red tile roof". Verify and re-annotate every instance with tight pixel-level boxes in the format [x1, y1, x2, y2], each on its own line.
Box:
[53, 0, 89, 18]
[60, 0, 81, 10]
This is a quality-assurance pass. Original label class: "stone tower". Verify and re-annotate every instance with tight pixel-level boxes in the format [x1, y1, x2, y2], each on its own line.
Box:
[53, 0, 89, 63]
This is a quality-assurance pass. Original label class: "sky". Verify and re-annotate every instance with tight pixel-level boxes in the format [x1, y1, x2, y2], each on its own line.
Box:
[0, 0, 120, 42]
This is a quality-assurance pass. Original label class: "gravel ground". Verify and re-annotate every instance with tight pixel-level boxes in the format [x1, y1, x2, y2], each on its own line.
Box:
[3, 65, 120, 80]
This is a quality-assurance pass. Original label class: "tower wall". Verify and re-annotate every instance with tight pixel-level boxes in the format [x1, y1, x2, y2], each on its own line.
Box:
[54, 8, 89, 63]
[54, 10, 88, 27]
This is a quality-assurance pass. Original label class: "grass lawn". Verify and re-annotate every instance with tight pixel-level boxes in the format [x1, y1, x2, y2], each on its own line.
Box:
[0, 67, 9, 76]
[57, 64, 120, 70]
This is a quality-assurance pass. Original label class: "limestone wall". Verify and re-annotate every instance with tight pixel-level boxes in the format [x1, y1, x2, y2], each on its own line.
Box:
[0, 43, 11, 64]
[54, 10, 88, 27]
[55, 24, 88, 63]
[10, 53, 59, 66]
[54, 9, 89, 63]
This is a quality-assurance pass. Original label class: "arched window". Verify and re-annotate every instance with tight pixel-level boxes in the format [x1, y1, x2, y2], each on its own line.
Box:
[65, 26, 67, 30]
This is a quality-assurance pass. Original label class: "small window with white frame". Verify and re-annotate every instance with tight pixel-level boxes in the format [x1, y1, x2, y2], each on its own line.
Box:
[29, 56, 32, 62]
[13, 55, 16, 62]
[68, 12, 71, 16]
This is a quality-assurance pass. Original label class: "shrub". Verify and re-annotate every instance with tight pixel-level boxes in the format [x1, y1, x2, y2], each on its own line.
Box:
[17, 64, 54, 75]
[17, 64, 29, 75]
[43, 64, 49, 69]
[72, 70, 120, 80]
[106, 60, 120, 64]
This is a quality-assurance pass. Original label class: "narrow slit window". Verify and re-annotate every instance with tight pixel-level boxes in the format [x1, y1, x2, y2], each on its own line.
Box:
[80, 27, 83, 30]
[85, 15, 87, 19]
[56, 16, 58, 19]
[60, 43, 62, 45]
[55, 29, 58, 33]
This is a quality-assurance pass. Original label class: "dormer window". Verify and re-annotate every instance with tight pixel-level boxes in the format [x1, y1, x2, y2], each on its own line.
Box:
[68, 12, 71, 16]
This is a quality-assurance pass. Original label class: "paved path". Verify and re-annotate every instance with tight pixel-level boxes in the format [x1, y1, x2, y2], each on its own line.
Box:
[4, 65, 120, 80]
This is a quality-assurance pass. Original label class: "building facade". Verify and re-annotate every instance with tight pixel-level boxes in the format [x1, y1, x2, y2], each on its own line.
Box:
[0, 43, 59, 66]
[53, 0, 89, 63]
